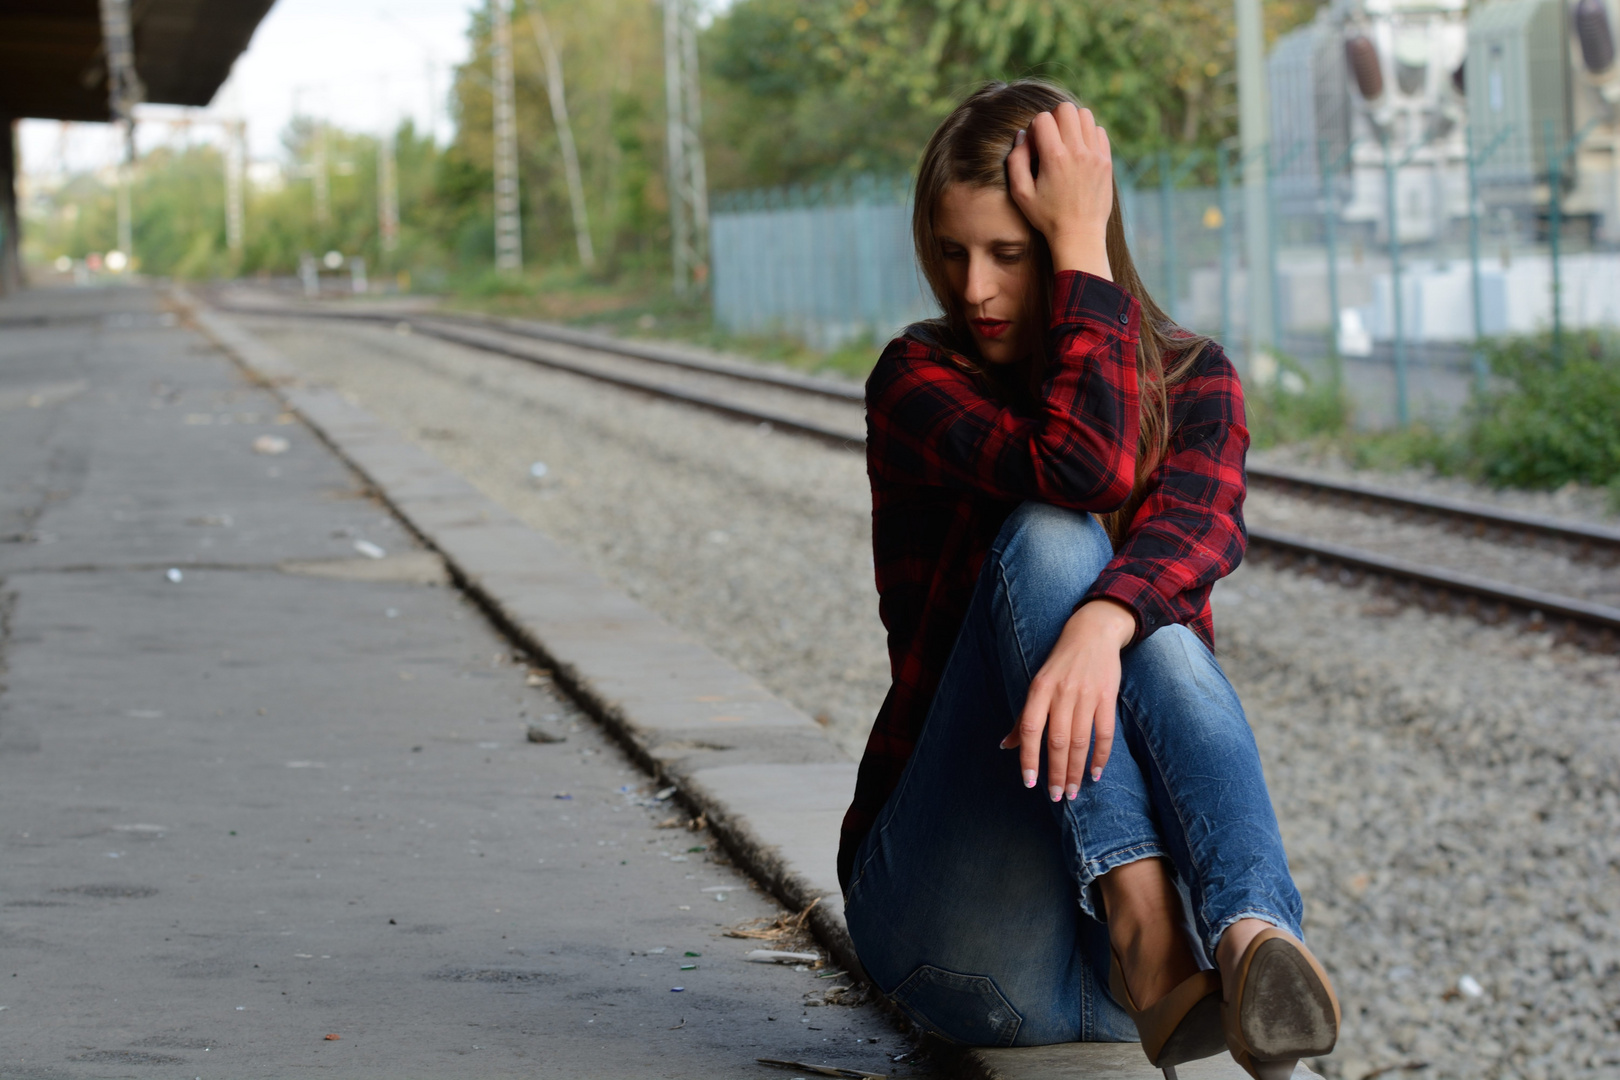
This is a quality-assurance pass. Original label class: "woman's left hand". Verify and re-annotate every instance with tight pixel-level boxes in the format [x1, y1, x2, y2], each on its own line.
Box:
[1001, 599, 1136, 801]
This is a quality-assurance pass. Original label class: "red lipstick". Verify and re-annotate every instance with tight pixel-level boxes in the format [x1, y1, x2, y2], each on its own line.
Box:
[971, 318, 1011, 340]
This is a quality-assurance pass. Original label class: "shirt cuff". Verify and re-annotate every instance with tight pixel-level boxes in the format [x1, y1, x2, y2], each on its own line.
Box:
[1050, 270, 1141, 337]
[1078, 573, 1175, 646]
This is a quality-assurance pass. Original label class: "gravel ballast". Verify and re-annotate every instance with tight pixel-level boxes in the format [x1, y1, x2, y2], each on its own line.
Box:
[244, 315, 1620, 1079]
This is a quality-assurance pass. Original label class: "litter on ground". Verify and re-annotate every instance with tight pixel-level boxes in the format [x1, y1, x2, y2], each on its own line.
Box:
[725, 897, 821, 942]
[746, 950, 821, 965]
[756, 1058, 886, 1079]
[252, 435, 290, 455]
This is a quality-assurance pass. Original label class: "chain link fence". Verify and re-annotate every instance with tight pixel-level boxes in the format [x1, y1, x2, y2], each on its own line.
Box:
[710, 137, 1620, 427]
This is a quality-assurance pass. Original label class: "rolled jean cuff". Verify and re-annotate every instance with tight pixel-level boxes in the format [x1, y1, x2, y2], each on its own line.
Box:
[1076, 841, 1168, 922]
[1206, 909, 1297, 957]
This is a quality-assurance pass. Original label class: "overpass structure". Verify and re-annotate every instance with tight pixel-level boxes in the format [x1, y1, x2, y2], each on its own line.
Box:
[0, 0, 276, 293]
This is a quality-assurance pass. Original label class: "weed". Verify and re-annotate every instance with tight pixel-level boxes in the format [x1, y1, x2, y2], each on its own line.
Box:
[1462, 330, 1620, 491]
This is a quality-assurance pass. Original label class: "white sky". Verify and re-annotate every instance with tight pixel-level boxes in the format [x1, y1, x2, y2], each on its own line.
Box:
[20, 0, 480, 178]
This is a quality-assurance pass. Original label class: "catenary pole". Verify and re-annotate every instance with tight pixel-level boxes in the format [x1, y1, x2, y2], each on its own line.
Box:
[225, 119, 245, 254]
[379, 124, 399, 256]
[663, 0, 709, 298]
[491, 0, 523, 273]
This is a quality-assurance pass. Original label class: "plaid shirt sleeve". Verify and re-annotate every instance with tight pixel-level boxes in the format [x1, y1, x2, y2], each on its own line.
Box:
[865, 271, 1142, 512]
[1081, 340, 1249, 645]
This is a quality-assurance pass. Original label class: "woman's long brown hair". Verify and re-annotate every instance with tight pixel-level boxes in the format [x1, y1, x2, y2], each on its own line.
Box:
[911, 79, 1208, 543]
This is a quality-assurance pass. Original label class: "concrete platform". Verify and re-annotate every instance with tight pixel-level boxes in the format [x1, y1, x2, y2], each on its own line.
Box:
[0, 285, 915, 1078]
[180, 291, 1326, 1079]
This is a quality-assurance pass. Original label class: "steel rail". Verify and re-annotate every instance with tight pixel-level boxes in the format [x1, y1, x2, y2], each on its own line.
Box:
[1247, 462, 1620, 556]
[406, 318, 866, 448]
[221, 299, 1620, 642]
[1248, 528, 1620, 639]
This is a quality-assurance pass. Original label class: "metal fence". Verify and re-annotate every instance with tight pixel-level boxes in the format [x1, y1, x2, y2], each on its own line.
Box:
[709, 175, 933, 351]
[710, 136, 1620, 428]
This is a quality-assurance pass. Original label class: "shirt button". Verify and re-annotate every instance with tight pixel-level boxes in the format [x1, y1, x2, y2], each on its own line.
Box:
[1119, 312, 1129, 324]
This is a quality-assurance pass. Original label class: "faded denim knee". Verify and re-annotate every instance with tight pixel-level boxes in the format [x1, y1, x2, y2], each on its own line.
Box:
[984, 504, 1115, 685]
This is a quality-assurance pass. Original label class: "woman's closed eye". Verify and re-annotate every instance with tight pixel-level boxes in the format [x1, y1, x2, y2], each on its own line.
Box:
[939, 242, 1025, 264]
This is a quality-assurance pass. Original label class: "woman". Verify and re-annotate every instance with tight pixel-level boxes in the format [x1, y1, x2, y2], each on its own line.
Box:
[839, 81, 1340, 1080]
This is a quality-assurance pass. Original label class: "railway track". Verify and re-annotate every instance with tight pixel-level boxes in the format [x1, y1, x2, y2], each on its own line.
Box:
[215, 294, 1620, 648]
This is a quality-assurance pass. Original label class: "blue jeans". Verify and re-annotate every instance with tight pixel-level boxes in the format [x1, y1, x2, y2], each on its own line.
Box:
[844, 503, 1302, 1047]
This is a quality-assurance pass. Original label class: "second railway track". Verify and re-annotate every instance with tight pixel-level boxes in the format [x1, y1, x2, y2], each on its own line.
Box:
[217, 294, 1620, 647]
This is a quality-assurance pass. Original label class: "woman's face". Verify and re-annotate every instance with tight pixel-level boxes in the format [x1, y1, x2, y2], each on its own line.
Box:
[935, 182, 1038, 366]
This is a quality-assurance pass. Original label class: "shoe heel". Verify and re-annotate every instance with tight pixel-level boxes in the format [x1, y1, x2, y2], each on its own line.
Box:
[1110, 950, 1225, 1070]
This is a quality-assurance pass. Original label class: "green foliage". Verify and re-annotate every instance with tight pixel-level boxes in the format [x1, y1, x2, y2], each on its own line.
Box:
[703, 0, 1320, 191]
[1462, 331, 1620, 491]
[23, 0, 1318, 322]
[1244, 354, 1352, 450]
[449, 0, 669, 276]
[22, 121, 450, 283]
[1344, 422, 1460, 475]
[1258, 332, 1620, 505]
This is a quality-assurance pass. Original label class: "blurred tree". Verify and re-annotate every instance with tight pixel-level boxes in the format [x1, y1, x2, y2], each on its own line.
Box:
[24, 120, 450, 282]
[23, 1, 1323, 285]
[704, 0, 1321, 191]
[446, 0, 670, 276]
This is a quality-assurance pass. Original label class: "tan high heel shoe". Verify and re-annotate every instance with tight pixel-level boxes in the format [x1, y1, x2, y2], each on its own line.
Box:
[1109, 951, 1227, 1080]
[1221, 928, 1340, 1080]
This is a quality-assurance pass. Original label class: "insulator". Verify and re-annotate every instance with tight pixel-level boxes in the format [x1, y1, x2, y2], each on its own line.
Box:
[1346, 35, 1384, 100]
[1576, 0, 1615, 74]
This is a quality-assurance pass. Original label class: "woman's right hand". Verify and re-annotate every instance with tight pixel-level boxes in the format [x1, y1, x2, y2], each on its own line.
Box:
[1006, 103, 1114, 281]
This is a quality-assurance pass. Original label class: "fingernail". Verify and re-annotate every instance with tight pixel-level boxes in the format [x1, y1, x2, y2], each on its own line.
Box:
[1014, 129, 1026, 147]
[998, 736, 1012, 750]
[1048, 786, 1063, 802]
[1065, 785, 1078, 800]
[1022, 770, 1037, 788]
[1091, 767, 1103, 782]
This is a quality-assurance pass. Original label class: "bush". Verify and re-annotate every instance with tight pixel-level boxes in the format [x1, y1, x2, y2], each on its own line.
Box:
[1463, 330, 1620, 492]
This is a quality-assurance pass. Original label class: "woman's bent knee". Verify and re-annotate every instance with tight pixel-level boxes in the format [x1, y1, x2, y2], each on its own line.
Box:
[988, 503, 1113, 604]
[1120, 624, 1252, 747]
[1123, 625, 1233, 701]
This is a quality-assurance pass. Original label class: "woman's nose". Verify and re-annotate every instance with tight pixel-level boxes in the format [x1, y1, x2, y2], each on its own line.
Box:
[962, 255, 996, 308]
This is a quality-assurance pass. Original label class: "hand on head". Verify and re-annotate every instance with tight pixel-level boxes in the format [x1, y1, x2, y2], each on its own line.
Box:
[1005, 102, 1115, 281]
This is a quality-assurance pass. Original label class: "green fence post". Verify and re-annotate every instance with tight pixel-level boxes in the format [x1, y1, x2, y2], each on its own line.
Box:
[1158, 150, 1176, 319]
[1218, 143, 1234, 349]
[1319, 139, 1343, 390]
[1466, 120, 1488, 395]
[1545, 120, 1564, 363]
[1265, 142, 1284, 374]
[1382, 128, 1409, 428]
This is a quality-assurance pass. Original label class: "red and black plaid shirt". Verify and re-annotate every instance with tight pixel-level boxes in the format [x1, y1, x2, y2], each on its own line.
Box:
[839, 271, 1249, 890]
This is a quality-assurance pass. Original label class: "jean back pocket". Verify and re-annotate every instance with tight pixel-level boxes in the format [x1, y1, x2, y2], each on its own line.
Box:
[889, 964, 1022, 1047]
